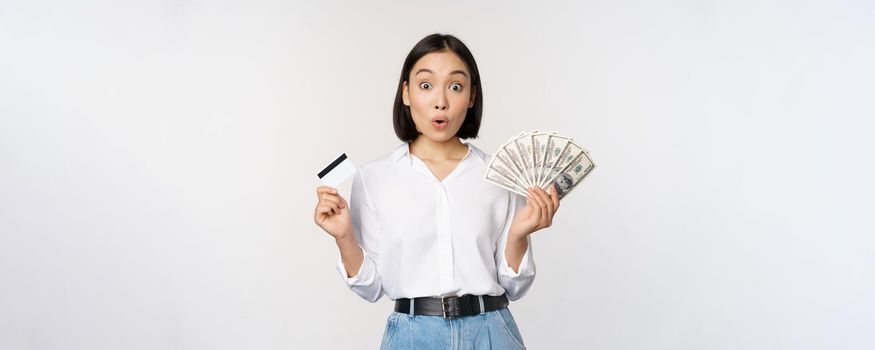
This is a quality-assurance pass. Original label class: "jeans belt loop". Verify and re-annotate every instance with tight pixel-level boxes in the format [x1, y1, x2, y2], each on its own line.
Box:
[409, 298, 415, 316]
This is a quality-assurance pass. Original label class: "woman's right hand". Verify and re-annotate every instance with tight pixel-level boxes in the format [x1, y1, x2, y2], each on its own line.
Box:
[314, 186, 353, 241]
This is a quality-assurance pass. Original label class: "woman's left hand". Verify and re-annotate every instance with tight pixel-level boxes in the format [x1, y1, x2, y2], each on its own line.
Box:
[508, 184, 560, 241]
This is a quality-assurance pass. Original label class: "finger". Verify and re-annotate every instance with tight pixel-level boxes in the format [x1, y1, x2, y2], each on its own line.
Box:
[528, 188, 548, 227]
[316, 186, 338, 197]
[338, 196, 349, 210]
[536, 195, 549, 227]
[320, 192, 347, 209]
[524, 194, 539, 218]
[532, 187, 555, 214]
[318, 199, 342, 213]
[525, 189, 539, 206]
[533, 187, 554, 227]
[320, 195, 341, 208]
[550, 184, 560, 211]
[540, 188, 555, 224]
[314, 207, 333, 223]
[316, 204, 337, 217]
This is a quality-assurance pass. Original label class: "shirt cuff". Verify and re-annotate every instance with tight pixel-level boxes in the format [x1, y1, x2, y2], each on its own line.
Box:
[336, 247, 377, 286]
[499, 247, 534, 278]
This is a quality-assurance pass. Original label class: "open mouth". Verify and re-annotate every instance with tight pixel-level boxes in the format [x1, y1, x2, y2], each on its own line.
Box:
[432, 117, 448, 130]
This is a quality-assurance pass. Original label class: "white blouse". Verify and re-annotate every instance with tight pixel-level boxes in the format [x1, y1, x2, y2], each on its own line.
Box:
[335, 142, 536, 302]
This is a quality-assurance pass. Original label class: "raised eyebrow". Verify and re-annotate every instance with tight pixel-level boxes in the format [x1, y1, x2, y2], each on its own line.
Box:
[413, 69, 469, 78]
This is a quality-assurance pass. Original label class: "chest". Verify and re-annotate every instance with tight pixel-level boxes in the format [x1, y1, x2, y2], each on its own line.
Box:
[367, 168, 511, 243]
[420, 159, 460, 182]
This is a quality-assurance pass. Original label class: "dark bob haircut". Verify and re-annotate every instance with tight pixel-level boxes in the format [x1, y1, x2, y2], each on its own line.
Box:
[393, 33, 483, 142]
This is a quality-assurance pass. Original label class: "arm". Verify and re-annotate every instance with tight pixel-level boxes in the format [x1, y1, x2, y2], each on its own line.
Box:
[504, 233, 528, 274]
[333, 170, 385, 303]
[336, 233, 363, 278]
[495, 193, 536, 301]
[496, 185, 561, 300]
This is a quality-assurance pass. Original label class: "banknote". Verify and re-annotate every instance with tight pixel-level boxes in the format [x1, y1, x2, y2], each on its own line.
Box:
[538, 134, 571, 187]
[501, 135, 533, 188]
[542, 143, 595, 199]
[493, 147, 530, 188]
[486, 155, 529, 196]
[541, 139, 583, 189]
[531, 131, 557, 186]
[485, 130, 595, 201]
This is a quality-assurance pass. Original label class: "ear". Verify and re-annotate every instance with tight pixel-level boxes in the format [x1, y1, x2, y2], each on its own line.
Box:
[468, 87, 476, 108]
[402, 81, 410, 107]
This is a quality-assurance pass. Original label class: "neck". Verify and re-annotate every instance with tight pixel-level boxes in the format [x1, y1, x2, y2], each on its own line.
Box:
[409, 136, 468, 161]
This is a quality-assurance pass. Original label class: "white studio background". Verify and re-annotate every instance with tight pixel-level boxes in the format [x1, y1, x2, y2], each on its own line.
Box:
[1, 0, 873, 349]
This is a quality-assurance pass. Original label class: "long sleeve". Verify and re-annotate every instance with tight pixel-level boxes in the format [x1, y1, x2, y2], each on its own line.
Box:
[494, 192, 536, 301]
[335, 170, 385, 303]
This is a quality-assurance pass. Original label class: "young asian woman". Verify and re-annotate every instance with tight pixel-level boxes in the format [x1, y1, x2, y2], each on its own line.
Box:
[314, 33, 559, 350]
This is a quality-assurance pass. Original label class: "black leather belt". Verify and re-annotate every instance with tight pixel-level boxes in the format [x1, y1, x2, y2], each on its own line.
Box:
[394, 294, 509, 319]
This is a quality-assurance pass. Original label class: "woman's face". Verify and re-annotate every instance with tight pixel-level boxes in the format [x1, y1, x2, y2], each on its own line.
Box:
[402, 50, 476, 143]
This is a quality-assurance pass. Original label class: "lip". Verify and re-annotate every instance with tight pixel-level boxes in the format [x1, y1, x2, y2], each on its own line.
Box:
[431, 116, 449, 130]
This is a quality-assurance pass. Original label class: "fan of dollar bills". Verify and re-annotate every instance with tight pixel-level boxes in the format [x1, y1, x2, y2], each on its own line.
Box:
[485, 130, 595, 200]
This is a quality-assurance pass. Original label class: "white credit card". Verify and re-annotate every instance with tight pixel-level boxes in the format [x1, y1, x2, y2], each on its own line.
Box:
[317, 153, 357, 187]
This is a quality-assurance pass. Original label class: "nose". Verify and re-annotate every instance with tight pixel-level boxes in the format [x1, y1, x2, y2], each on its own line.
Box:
[434, 90, 448, 110]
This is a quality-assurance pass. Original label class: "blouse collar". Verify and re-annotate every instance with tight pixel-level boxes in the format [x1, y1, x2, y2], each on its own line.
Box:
[391, 142, 487, 164]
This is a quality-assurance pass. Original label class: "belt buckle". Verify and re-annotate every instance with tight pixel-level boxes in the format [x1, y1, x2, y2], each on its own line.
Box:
[441, 296, 461, 319]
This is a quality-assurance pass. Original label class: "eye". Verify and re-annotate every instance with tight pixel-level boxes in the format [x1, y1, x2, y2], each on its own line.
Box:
[450, 83, 463, 91]
[419, 82, 432, 89]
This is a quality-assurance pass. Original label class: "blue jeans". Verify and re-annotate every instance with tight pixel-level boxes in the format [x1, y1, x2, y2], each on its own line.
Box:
[380, 307, 526, 349]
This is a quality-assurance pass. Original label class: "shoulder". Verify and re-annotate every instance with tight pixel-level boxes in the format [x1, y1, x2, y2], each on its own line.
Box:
[353, 143, 409, 186]
[466, 142, 491, 164]
[358, 142, 407, 171]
